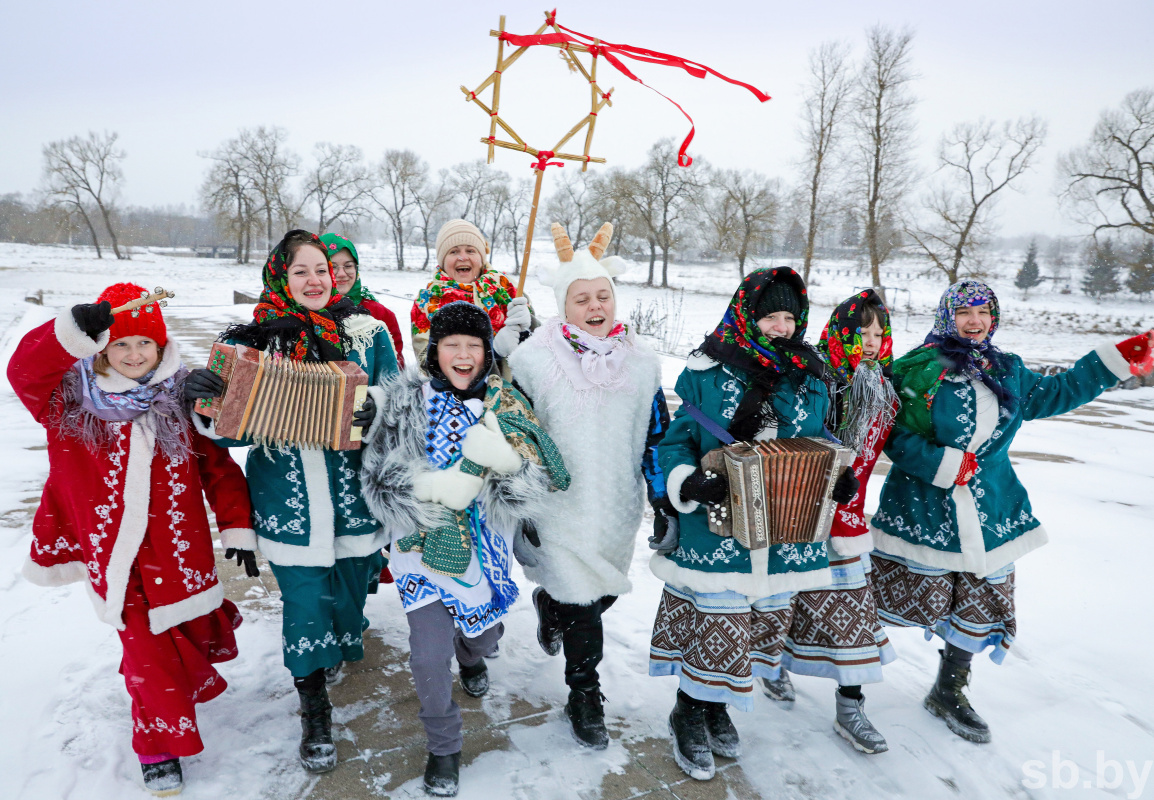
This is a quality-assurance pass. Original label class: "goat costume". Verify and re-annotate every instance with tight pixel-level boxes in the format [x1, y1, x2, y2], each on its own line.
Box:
[869, 280, 1142, 662]
[360, 301, 567, 757]
[10, 285, 254, 760]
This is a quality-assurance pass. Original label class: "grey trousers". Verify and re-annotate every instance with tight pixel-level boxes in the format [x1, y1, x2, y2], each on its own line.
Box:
[406, 601, 504, 755]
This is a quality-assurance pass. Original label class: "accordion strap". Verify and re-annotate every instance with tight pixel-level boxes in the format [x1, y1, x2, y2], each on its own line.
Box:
[682, 401, 736, 446]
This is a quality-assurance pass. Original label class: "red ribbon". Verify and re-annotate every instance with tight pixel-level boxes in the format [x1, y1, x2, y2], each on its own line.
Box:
[531, 150, 565, 171]
[501, 11, 770, 167]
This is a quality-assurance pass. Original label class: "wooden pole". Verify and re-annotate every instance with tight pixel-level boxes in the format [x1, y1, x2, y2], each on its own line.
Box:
[487, 16, 506, 164]
[517, 166, 547, 294]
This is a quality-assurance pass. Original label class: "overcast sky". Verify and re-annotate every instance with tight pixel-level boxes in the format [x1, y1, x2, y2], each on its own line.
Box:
[2, 0, 1151, 238]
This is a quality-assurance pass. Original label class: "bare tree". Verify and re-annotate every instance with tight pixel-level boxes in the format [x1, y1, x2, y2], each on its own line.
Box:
[589, 169, 640, 257]
[450, 160, 503, 222]
[302, 143, 371, 234]
[907, 116, 1047, 283]
[238, 126, 299, 249]
[798, 41, 853, 281]
[475, 175, 512, 268]
[850, 26, 918, 298]
[42, 131, 127, 259]
[200, 136, 259, 263]
[544, 171, 597, 247]
[1058, 87, 1154, 239]
[702, 168, 779, 277]
[625, 139, 704, 288]
[414, 168, 456, 270]
[503, 178, 535, 275]
[371, 149, 427, 270]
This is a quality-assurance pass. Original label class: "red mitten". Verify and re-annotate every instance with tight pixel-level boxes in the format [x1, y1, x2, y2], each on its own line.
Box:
[955, 452, 978, 486]
[1116, 330, 1154, 377]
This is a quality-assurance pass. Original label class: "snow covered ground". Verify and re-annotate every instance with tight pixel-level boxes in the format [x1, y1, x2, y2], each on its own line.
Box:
[1, 241, 1152, 799]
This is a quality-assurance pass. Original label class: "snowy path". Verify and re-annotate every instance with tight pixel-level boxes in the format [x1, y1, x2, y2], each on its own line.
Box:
[1, 244, 1152, 799]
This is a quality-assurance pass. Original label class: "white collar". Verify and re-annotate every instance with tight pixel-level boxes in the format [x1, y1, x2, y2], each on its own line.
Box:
[685, 352, 719, 371]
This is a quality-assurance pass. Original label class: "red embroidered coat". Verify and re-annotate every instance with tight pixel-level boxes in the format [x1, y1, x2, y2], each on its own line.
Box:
[828, 400, 898, 556]
[9, 311, 255, 635]
[361, 298, 405, 368]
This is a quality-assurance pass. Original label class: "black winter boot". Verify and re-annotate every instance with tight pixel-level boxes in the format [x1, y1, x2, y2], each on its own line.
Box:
[565, 688, 609, 749]
[423, 751, 461, 797]
[295, 670, 338, 773]
[533, 587, 563, 656]
[459, 660, 489, 698]
[141, 758, 183, 796]
[669, 690, 715, 780]
[924, 647, 991, 743]
[703, 702, 740, 758]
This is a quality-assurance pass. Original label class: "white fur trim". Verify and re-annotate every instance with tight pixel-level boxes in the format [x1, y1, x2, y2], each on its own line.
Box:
[219, 527, 258, 551]
[257, 447, 337, 567]
[870, 523, 1048, 578]
[148, 582, 224, 635]
[54, 307, 110, 359]
[191, 410, 221, 440]
[1095, 343, 1132, 382]
[650, 552, 832, 597]
[363, 386, 388, 442]
[22, 557, 87, 587]
[685, 352, 718, 372]
[98, 418, 157, 630]
[667, 463, 700, 515]
[953, 484, 987, 573]
[933, 447, 965, 489]
[539, 249, 623, 312]
[94, 337, 183, 393]
[333, 529, 388, 559]
[968, 381, 999, 453]
[829, 532, 874, 557]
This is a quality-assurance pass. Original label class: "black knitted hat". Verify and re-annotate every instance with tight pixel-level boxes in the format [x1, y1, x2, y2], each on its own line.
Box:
[755, 278, 803, 320]
[425, 301, 494, 396]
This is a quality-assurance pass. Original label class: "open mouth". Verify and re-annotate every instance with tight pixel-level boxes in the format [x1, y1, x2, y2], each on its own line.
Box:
[303, 289, 326, 299]
[452, 365, 474, 376]
[586, 316, 606, 327]
[962, 328, 984, 337]
[453, 265, 473, 277]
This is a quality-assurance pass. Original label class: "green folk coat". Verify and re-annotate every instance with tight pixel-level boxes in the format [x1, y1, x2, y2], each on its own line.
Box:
[197, 320, 400, 567]
[654, 353, 834, 597]
[870, 344, 1131, 577]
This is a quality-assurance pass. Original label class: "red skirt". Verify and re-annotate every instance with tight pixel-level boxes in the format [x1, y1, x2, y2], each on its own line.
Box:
[117, 565, 242, 757]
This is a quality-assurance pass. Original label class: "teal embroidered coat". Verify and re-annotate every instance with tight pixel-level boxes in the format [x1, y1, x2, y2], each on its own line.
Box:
[653, 353, 833, 597]
[870, 345, 1131, 578]
[198, 324, 400, 567]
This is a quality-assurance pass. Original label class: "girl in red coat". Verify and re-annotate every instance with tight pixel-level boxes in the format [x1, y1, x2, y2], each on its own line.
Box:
[8, 283, 256, 797]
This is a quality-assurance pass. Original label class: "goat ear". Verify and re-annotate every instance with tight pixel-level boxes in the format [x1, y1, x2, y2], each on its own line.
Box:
[588, 222, 614, 260]
[599, 255, 628, 278]
[551, 222, 574, 263]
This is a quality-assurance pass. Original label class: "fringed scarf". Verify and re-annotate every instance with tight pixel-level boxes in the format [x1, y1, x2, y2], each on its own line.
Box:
[693, 267, 831, 438]
[55, 357, 193, 460]
[818, 290, 899, 454]
[893, 279, 1017, 441]
[221, 229, 368, 363]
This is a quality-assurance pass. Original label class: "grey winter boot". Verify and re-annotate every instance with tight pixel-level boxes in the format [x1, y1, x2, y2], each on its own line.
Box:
[760, 669, 796, 702]
[834, 689, 889, 754]
[668, 690, 716, 781]
[924, 648, 992, 743]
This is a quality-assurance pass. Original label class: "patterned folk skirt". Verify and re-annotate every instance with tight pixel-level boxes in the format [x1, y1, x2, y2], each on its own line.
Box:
[870, 551, 1016, 664]
[782, 554, 896, 686]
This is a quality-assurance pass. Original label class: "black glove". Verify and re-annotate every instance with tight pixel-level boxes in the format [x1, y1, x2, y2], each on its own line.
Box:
[352, 393, 376, 430]
[521, 519, 541, 548]
[831, 466, 860, 505]
[648, 497, 680, 554]
[184, 368, 225, 400]
[680, 467, 728, 506]
[71, 301, 114, 339]
[225, 547, 260, 578]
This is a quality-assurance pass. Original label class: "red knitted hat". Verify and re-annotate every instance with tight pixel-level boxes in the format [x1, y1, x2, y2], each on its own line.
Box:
[96, 283, 168, 346]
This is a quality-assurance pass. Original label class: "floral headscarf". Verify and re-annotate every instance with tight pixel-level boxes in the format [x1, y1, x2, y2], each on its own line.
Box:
[893, 279, 1015, 440]
[222, 230, 365, 362]
[695, 267, 830, 436]
[818, 289, 894, 383]
[319, 232, 378, 305]
[411, 268, 526, 339]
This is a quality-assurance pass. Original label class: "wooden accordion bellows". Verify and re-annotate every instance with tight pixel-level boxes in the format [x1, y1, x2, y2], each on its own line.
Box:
[194, 343, 369, 450]
[701, 437, 854, 549]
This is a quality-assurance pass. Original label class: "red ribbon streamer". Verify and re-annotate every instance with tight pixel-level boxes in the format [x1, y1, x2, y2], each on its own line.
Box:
[500, 11, 770, 167]
[531, 150, 565, 171]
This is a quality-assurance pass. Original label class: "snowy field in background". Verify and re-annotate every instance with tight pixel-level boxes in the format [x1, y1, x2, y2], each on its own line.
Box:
[1, 241, 1152, 799]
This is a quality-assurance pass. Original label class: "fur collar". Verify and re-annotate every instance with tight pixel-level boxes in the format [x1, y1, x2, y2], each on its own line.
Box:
[94, 338, 183, 393]
[685, 351, 719, 371]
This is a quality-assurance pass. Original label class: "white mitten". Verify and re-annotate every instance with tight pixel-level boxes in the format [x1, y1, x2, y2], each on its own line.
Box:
[412, 462, 484, 510]
[461, 412, 523, 474]
[504, 296, 532, 333]
[493, 325, 521, 358]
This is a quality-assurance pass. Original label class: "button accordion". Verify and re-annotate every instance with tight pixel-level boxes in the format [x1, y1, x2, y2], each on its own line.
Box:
[701, 437, 854, 550]
[194, 343, 369, 450]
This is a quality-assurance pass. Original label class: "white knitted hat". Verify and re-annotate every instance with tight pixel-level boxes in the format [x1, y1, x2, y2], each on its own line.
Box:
[435, 219, 489, 269]
[538, 222, 628, 312]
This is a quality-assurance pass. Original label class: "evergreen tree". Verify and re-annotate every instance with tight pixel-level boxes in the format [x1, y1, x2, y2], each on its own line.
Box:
[1015, 239, 1043, 297]
[1126, 239, 1154, 298]
[1082, 239, 1121, 299]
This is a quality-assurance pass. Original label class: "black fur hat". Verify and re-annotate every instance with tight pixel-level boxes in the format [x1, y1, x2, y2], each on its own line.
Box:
[425, 301, 494, 397]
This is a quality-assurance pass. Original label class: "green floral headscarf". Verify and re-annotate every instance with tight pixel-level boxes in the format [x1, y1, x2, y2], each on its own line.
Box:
[319, 232, 377, 305]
